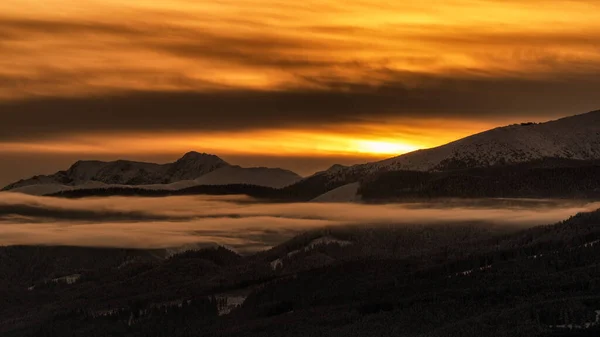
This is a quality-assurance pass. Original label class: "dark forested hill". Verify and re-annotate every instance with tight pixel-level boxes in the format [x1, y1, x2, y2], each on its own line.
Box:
[359, 159, 600, 200]
[2, 209, 600, 336]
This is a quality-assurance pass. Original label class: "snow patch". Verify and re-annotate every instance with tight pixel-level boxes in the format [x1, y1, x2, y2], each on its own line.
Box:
[307, 236, 352, 249]
[216, 295, 247, 316]
[451, 265, 492, 278]
[92, 308, 122, 318]
[311, 182, 361, 203]
[52, 273, 81, 285]
[270, 258, 284, 271]
[551, 310, 600, 330]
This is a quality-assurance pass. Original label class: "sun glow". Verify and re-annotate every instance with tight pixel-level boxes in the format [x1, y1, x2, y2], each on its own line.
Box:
[353, 140, 418, 155]
[0, 119, 495, 159]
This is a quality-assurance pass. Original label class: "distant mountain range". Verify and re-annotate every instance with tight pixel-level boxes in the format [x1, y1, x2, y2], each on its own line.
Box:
[2, 151, 302, 195]
[4, 110, 600, 199]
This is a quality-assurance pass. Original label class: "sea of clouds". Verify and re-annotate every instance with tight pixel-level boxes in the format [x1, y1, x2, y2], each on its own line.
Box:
[1, 192, 598, 252]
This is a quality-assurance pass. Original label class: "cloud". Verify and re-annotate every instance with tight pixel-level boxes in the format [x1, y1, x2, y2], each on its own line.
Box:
[1, 0, 600, 101]
[0, 203, 190, 222]
[0, 192, 598, 251]
[1, 75, 599, 143]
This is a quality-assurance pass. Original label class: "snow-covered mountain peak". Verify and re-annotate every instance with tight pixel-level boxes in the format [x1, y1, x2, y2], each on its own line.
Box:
[373, 109, 600, 172]
[2, 151, 301, 192]
[178, 151, 226, 163]
[167, 152, 229, 182]
[305, 110, 600, 190]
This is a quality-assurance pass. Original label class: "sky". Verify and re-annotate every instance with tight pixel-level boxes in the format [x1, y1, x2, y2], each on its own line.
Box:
[1, 0, 600, 185]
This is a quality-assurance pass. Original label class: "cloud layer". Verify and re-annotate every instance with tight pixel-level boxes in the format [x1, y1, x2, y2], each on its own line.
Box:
[1, 0, 600, 99]
[1, 193, 597, 252]
[2, 0, 600, 130]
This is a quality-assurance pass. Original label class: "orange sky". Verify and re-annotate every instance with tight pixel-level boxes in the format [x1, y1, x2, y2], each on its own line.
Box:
[2, 0, 599, 99]
[0, 118, 501, 158]
[1, 0, 600, 180]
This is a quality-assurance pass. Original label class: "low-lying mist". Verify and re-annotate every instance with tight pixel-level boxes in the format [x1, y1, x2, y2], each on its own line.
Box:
[1, 192, 598, 252]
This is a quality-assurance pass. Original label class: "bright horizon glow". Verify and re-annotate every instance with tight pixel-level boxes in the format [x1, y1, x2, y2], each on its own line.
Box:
[0, 118, 499, 159]
[353, 140, 419, 155]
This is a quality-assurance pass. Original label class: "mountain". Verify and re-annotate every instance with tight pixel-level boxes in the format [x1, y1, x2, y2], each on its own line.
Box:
[2, 152, 302, 193]
[2, 151, 227, 190]
[301, 110, 600, 198]
[376, 110, 600, 171]
[8, 110, 600, 199]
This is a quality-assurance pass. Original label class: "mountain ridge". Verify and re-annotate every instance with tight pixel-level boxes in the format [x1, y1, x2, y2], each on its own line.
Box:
[2, 151, 302, 192]
[307, 109, 600, 186]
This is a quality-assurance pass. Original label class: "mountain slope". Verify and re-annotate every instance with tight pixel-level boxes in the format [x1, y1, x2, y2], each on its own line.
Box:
[359, 159, 600, 200]
[376, 110, 600, 172]
[301, 110, 600, 196]
[194, 166, 301, 188]
[311, 182, 361, 202]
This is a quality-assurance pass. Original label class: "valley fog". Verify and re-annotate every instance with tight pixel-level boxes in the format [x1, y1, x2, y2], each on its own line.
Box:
[1, 192, 598, 252]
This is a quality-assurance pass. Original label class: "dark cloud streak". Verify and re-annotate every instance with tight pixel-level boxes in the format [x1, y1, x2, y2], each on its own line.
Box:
[1, 75, 599, 142]
[0, 204, 189, 222]
[1, 5, 599, 141]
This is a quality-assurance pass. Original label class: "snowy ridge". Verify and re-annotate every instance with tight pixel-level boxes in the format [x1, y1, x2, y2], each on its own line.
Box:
[376, 110, 600, 171]
[317, 110, 600, 181]
[3, 151, 302, 194]
[3, 151, 228, 190]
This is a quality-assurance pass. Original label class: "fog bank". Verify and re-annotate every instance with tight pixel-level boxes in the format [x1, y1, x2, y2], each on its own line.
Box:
[1, 192, 598, 251]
